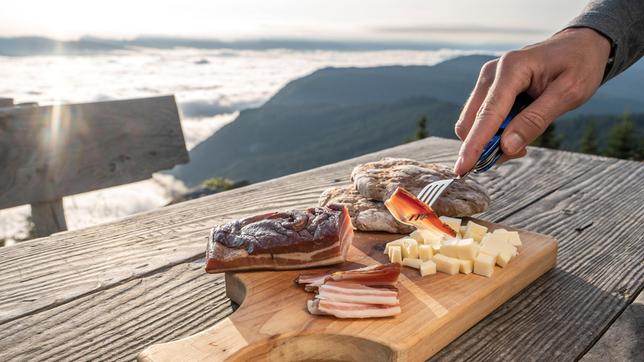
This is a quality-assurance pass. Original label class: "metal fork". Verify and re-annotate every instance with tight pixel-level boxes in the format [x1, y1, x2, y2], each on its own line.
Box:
[416, 92, 534, 208]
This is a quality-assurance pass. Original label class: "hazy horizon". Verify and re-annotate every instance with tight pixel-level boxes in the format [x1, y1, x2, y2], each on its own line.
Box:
[1, 0, 590, 45]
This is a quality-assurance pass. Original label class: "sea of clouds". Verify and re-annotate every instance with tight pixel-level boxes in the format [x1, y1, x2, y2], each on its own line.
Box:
[0, 47, 491, 244]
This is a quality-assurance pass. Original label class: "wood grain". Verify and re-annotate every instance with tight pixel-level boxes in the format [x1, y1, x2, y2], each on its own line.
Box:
[581, 290, 644, 362]
[430, 155, 644, 361]
[0, 95, 188, 209]
[138, 224, 557, 362]
[0, 138, 641, 361]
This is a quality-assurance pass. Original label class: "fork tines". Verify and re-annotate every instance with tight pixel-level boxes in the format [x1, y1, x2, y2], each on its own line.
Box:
[417, 179, 454, 206]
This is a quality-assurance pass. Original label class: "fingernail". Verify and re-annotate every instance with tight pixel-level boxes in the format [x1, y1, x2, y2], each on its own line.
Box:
[453, 156, 464, 174]
[504, 133, 523, 154]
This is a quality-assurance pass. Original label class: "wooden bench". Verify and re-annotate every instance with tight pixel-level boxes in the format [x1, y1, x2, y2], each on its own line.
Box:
[0, 95, 188, 237]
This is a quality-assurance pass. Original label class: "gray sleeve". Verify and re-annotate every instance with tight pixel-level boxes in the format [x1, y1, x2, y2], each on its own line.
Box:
[566, 0, 644, 81]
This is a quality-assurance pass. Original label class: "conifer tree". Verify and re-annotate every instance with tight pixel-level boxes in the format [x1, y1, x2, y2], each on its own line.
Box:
[531, 123, 561, 149]
[604, 113, 639, 160]
[415, 115, 428, 140]
[579, 123, 598, 155]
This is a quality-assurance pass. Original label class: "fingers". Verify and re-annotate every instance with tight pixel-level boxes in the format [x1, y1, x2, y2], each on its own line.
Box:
[455, 59, 498, 140]
[454, 53, 532, 176]
[497, 148, 527, 164]
[500, 75, 582, 155]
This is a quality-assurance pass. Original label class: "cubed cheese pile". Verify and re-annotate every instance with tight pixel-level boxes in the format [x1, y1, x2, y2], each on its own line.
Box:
[384, 217, 522, 278]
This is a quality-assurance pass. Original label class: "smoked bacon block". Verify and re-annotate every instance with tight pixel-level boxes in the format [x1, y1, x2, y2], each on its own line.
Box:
[206, 204, 354, 272]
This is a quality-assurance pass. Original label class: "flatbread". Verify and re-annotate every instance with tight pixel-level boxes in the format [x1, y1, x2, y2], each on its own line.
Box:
[350, 158, 489, 217]
[319, 186, 415, 234]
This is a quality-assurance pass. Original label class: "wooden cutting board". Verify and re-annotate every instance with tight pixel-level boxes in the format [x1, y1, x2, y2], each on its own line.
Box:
[138, 219, 557, 362]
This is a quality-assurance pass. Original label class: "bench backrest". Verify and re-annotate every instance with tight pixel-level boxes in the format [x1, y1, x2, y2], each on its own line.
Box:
[0, 95, 189, 236]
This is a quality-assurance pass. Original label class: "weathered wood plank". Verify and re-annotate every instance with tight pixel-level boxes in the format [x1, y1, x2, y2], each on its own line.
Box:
[30, 198, 67, 237]
[0, 98, 13, 108]
[1, 138, 640, 361]
[0, 139, 601, 323]
[0, 95, 188, 209]
[430, 157, 644, 361]
[0, 261, 233, 362]
[580, 290, 644, 362]
[0, 138, 596, 325]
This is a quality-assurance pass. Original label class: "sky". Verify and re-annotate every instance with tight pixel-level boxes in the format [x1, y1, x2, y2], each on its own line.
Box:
[0, 0, 591, 44]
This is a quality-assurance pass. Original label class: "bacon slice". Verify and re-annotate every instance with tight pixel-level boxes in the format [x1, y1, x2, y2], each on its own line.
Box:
[308, 299, 401, 318]
[384, 187, 457, 237]
[299, 263, 402, 318]
[295, 263, 401, 291]
[318, 282, 399, 305]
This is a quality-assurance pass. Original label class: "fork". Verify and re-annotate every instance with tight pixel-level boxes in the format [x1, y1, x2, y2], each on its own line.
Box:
[416, 92, 534, 209]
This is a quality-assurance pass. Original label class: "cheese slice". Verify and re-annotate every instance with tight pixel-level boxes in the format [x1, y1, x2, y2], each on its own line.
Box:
[431, 254, 460, 275]
[403, 258, 423, 269]
[420, 260, 437, 276]
[418, 244, 433, 261]
[401, 238, 419, 259]
[463, 221, 488, 243]
[474, 253, 495, 277]
[389, 246, 402, 264]
[439, 216, 462, 237]
[459, 259, 473, 274]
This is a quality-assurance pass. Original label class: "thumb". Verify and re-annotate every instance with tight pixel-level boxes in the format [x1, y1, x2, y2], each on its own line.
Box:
[501, 77, 581, 155]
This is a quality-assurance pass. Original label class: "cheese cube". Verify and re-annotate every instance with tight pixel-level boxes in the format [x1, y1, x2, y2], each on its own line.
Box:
[403, 258, 423, 269]
[479, 245, 499, 260]
[384, 238, 405, 254]
[496, 250, 513, 268]
[410, 229, 444, 246]
[439, 238, 460, 259]
[409, 230, 424, 244]
[439, 216, 462, 236]
[463, 221, 488, 243]
[474, 253, 496, 277]
[420, 260, 437, 276]
[431, 254, 460, 275]
[459, 259, 473, 274]
[418, 244, 433, 261]
[440, 238, 478, 260]
[401, 238, 419, 259]
[481, 236, 517, 257]
[506, 231, 522, 246]
[389, 246, 402, 264]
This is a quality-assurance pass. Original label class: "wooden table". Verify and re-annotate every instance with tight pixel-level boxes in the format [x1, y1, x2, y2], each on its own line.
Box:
[0, 137, 641, 361]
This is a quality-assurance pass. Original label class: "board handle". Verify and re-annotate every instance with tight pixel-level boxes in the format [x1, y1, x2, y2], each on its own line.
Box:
[137, 317, 251, 362]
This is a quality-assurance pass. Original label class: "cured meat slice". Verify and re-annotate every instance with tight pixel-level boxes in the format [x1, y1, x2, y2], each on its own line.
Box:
[299, 263, 403, 319]
[205, 204, 354, 273]
[307, 299, 401, 319]
[295, 263, 401, 291]
[384, 187, 457, 237]
[318, 282, 399, 305]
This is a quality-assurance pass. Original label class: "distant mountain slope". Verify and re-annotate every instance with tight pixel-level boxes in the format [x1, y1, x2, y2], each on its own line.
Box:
[267, 55, 492, 107]
[171, 55, 644, 186]
[172, 96, 460, 185]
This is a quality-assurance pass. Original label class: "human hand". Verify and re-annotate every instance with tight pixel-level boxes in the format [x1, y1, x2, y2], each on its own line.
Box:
[453, 28, 611, 176]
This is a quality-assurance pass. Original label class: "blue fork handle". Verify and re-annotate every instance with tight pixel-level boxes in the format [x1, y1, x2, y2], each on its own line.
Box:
[473, 92, 534, 173]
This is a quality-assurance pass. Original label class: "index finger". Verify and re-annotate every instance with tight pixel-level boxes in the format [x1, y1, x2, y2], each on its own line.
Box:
[454, 53, 532, 176]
